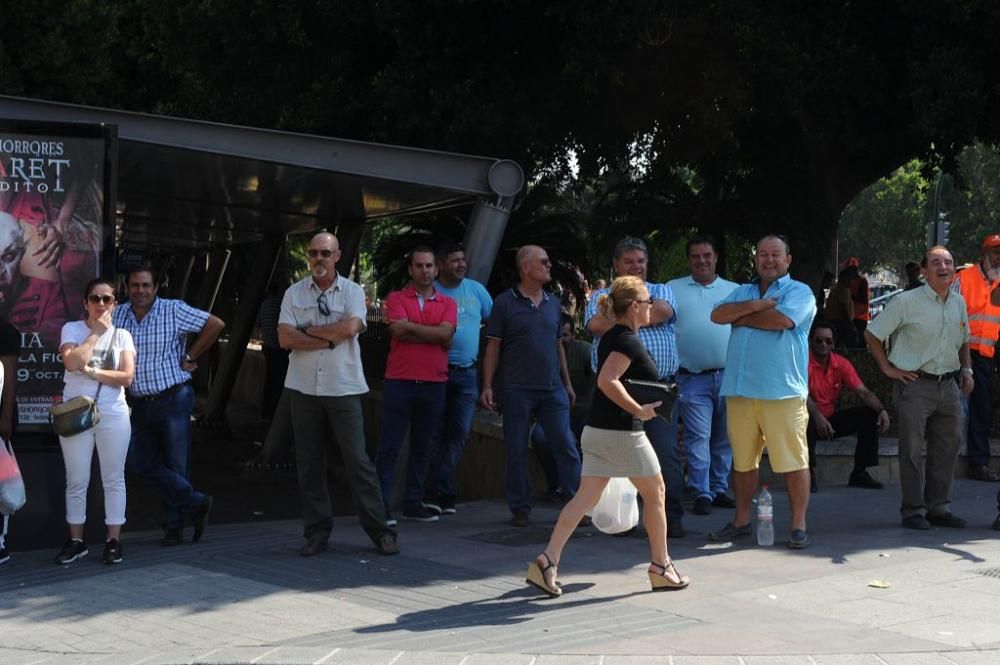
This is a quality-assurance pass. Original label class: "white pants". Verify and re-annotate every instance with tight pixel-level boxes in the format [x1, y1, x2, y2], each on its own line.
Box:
[58, 408, 131, 526]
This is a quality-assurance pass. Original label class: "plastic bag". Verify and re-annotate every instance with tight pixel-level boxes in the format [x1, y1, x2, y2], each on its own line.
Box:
[0, 438, 26, 514]
[589, 477, 639, 534]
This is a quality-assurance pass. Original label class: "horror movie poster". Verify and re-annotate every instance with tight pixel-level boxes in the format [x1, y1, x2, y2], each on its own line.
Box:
[0, 124, 115, 426]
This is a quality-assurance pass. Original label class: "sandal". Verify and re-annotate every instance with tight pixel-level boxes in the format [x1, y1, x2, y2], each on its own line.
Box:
[648, 560, 690, 591]
[526, 552, 561, 597]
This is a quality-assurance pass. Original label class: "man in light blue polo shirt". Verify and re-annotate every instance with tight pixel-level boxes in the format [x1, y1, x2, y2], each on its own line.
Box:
[707, 235, 816, 549]
[424, 241, 493, 516]
[667, 236, 739, 516]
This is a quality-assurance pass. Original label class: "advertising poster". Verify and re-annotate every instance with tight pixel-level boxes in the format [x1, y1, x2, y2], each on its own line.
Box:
[0, 122, 116, 426]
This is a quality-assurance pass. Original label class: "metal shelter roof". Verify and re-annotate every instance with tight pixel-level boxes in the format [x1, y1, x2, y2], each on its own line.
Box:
[0, 94, 524, 253]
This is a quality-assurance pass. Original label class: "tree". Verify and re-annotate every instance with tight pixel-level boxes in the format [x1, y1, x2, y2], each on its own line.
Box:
[6, 1, 1000, 287]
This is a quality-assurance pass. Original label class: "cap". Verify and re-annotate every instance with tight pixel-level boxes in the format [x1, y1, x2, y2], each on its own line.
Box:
[982, 235, 1000, 249]
[844, 257, 860, 268]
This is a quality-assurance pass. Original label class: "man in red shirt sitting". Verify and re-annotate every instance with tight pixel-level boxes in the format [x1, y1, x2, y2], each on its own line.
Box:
[375, 246, 457, 524]
[807, 320, 890, 492]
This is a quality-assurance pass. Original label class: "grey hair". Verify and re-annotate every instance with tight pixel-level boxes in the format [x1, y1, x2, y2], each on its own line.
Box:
[613, 236, 648, 260]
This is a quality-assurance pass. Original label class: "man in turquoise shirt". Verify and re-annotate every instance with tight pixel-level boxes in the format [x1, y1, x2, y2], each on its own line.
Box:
[424, 241, 493, 516]
[707, 235, 816, 549]
[667, 236, 739, 515]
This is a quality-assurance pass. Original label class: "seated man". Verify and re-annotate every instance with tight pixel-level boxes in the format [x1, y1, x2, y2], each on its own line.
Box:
[806, 321, 890, 491]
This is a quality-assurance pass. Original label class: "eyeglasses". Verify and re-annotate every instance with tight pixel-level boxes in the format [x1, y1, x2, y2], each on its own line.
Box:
[317, 293, 331, 316]
[87, 294, 115, 305]
[538, 258, 552, 267]
[635, 298, 654, 305]
[812, 337, 835, 345]
[308, 249, 337, 258]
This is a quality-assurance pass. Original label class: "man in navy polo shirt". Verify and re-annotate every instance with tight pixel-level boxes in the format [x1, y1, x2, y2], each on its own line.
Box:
[480, 245, 581, 527]
[423, 241, 492, 516]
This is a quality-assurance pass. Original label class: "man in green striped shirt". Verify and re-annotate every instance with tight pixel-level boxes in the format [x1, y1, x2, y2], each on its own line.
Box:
[865, 246, 974, 531]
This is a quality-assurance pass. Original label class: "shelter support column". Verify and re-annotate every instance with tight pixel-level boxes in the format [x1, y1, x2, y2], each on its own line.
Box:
[202, 234, 284, 421]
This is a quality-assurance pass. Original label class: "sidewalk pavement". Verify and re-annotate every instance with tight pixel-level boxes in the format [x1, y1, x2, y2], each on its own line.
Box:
[2, 478, 1000, 665]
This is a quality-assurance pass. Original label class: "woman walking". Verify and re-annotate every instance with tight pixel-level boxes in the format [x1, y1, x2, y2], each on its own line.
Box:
[54, 278, 135, 565]
[527, 275, 689, 595]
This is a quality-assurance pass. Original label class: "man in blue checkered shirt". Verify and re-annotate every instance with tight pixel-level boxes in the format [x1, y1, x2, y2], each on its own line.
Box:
[114, 266, 225, 546]
[585, 236, 686, 536]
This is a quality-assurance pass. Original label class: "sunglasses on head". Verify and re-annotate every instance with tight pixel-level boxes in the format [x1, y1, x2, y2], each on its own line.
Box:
[308, 249, 337, 258]
[87, 294, 115, 305]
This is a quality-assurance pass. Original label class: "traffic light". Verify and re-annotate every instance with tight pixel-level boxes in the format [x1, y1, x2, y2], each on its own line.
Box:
[936, 220, 951, 246]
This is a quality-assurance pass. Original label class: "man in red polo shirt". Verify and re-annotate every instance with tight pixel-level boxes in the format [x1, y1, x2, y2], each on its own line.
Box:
[375, 246, 457, 524]
[806, 320, 890, 492]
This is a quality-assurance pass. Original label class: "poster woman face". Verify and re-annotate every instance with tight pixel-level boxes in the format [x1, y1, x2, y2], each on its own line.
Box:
[0, 212, 26, 299]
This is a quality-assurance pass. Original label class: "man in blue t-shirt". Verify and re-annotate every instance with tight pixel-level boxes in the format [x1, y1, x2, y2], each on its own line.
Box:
[423, 241, 493, 516]
[707, 235, 816, 550]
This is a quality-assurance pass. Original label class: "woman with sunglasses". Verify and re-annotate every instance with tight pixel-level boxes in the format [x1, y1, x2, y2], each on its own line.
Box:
[54, 278, 135, 565]
[527, 275, 689, 596]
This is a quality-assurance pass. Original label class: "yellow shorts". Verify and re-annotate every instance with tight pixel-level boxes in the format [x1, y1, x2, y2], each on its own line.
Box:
[725, 396, 809, 473]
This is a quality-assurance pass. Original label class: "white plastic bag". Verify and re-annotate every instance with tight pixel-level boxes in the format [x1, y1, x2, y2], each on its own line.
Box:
[589, 477, 639, 534]
[0, 438, 26, 514]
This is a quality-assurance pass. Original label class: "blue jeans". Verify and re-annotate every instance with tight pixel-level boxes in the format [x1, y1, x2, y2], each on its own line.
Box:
[127, 384, 206, 530]
[645, 407, 685, 522]
[677, 371, 732, 500]
[375, 379, 446, 512]
[531, 413, 586, 493]
[501, 386, 581, 514]
[427, 366, 479, 501]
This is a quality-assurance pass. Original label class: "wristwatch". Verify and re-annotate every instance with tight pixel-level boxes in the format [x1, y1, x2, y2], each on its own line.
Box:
[961, 367, 974, 376]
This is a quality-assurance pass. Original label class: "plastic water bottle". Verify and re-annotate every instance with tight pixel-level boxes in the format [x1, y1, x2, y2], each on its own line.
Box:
[756, 485, 774, 546]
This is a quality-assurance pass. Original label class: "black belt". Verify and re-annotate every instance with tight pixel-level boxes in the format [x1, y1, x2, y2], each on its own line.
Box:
[678, 367, 723, 376]
[129, 382, 190, 402]
[448, 363, 475, 370]
[915, 370, 959, 382]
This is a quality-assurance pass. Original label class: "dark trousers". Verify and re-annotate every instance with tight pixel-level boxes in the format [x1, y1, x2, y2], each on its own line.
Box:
[288, 389, 393, 544]
[261, 346, 289, 421]
[807, 405, 880, 471]
[646, 412, 685, 522]
[375, 379, 446, 513]
[894, 378, 962, 519]
[127, 384, 205, 529]
[852, 318, 868, 347]
[426, 367, 480, 501]
[966, 351, 993, 466]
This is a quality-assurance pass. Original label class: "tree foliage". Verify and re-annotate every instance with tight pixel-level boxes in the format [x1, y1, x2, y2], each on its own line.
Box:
[5, 1, 1000, 286]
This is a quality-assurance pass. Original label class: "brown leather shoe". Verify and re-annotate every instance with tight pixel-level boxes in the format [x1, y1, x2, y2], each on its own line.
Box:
[300, 535, 329, 557]
[376, 533, 400, 555]
[969, 464, 1000, 482]
[510, 510, 531, 527]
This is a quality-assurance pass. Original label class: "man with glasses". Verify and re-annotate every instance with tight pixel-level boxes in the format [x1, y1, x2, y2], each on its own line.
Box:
[806, 321, 889, 492]
[375, 246, 457, 524]
[585, 236, 686, 536]
[866, 245, 973, 531]
[423, 241, 492, 517]
[278, 232, 399, 556]
[667, 236, 739, 516]
[708, 235, 816, 549]
[115, 265, 225, 546]
[481, 245, 582, 527]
